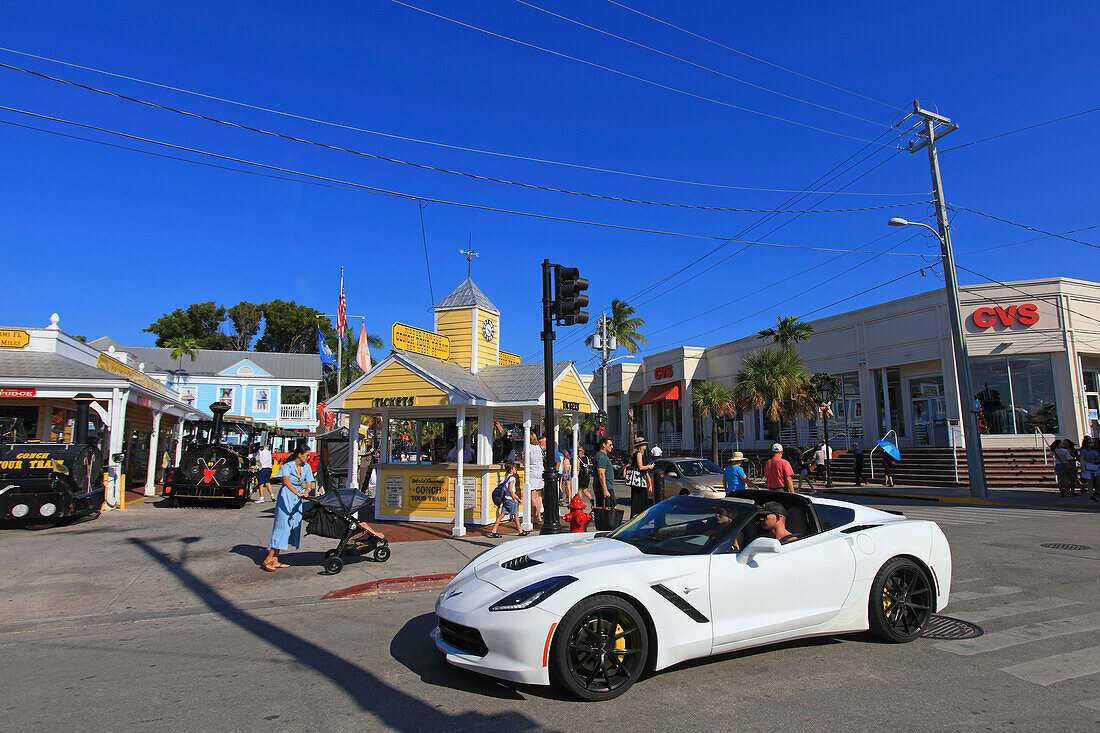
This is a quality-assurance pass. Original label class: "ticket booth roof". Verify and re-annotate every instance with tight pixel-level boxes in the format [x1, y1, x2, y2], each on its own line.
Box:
[327, 350, 596, 418]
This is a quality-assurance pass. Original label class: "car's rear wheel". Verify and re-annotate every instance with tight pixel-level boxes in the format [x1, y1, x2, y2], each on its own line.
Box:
[550, 594, 649, 701]
[868, 557, 933, 643]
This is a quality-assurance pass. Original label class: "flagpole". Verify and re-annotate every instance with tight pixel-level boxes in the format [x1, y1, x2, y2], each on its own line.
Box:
[337, 266, 344, 393]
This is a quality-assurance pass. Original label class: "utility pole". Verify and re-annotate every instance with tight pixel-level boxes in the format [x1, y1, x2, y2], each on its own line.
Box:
[907, 100, 989, 499]
[599, 313, 610, 416]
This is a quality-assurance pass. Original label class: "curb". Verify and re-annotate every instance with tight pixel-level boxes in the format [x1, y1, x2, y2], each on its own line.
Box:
[322, 573, 457, 600]
[821, 488, 1027, 508]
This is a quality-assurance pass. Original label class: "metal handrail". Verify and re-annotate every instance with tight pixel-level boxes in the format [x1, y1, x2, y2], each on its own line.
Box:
[1033, 427, 1049, 466]
[868, 430, 898, 480]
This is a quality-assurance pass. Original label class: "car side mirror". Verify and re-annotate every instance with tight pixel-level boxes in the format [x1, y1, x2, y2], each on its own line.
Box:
[737, 536, 781, 564]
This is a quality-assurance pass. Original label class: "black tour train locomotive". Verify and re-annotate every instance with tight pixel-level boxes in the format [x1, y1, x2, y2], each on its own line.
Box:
[163, 401, 256, 507]
[0, 395, 105, 527]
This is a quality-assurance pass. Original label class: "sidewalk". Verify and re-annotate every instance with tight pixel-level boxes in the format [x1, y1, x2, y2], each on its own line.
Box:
[815, 480, 1100, 510]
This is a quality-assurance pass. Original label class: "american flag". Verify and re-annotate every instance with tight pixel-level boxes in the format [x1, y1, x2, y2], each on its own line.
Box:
[337, 283, 347, 339]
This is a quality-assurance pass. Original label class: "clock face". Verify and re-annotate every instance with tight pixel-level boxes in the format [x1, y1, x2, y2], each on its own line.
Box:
[482, 318, 495, 342]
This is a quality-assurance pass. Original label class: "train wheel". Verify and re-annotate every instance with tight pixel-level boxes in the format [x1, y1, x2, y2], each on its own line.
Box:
[324, 557, 344, 574]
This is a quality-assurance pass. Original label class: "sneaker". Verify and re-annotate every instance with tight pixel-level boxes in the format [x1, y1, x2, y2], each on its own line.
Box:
[253, 498, 265, 503]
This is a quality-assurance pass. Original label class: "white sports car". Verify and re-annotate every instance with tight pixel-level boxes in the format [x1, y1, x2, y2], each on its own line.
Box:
[432, 490, 952, 700]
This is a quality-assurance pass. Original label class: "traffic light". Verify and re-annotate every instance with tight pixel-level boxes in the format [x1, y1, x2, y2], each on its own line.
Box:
[554, 266, 589, 326]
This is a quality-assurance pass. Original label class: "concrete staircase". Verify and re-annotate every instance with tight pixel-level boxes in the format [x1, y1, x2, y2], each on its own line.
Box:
[826, 446, 1057, 489]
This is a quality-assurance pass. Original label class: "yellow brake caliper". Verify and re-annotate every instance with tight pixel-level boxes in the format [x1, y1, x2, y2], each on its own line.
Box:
[614, 623, 626, 661]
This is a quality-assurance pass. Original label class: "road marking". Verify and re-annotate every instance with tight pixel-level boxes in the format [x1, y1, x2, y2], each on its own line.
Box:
[950, 586, 1022, 602]
[953, 598, 1081, 623]
[1000, 644, 1100, 686]
[886, 506, 1053, 526]
[937, 611, 1100, 655]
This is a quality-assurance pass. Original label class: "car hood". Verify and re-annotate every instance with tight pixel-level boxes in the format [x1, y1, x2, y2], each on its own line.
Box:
[473, 535, 643, 591]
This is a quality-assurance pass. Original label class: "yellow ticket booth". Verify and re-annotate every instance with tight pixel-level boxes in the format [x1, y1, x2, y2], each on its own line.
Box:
[326, 277, 595, 536]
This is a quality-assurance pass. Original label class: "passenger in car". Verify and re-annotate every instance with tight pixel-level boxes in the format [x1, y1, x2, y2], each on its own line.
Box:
[756, 501, 801, 544]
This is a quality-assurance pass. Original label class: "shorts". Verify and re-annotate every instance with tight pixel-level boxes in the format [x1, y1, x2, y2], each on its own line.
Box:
[257, 468, 272, 484]
[500, 497, 519, 516]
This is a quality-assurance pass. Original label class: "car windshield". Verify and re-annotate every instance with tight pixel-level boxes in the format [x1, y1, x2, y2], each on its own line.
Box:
[675, 460, 723, 477]
[608, 496, 756, 555]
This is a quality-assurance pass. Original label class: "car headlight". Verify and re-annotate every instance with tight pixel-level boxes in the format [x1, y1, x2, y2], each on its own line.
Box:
[489, 576, 578, 612]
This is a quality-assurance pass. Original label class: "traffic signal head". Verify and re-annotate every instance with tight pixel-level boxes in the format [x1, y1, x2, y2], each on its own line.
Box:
[554, 266, 589, 326]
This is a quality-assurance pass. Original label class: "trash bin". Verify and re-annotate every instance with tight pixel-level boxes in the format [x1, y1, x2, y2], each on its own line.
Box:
[933, 418, 949, 446]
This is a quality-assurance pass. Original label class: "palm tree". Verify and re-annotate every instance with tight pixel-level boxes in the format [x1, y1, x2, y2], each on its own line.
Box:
[167, 336, 200, 387]
[585, 299, 647, 354]
[692, 381, 737, 464]
[731, 348, 816, 443]
[757, 315, 814, 348]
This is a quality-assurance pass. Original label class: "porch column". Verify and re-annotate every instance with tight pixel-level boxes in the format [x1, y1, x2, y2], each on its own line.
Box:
[106, 387, 129, 507]
[521, 408, 533, 532]
[380, 409, 391, 463]
[477, 407, 493, 525]
[175, 420, 184, 465]
[347, 410, 361, 490]
[40, 399, 53, 441]
[453, 407, 466, 537]
[571, 419, 579, 498]
[144, 409, 163, 496]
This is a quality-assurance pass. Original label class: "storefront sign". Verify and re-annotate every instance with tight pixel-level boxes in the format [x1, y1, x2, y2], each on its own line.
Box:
[96, 353, 169, 397]
[372, 396, 417, 408]
[0, 388, 36, 398]
[498, 350, 521, 366]
[392, 322, 451, 360]
[971, 303, 1040, 329]
[384, 474, 404, 507]
[461, 476, 478, 510]
[653, 365, 674, 381]
[561, 400, 580, 411]
[408, 475, 448, 507]
[0, 330, 30, 349]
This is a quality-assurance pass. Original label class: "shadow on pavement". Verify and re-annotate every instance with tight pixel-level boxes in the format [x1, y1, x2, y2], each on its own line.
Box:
[129, 537, 550, 732]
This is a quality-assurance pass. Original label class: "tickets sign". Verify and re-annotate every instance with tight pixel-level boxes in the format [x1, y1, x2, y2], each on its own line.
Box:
[0, 330, 30, 349]
[392, 323, 451, 360]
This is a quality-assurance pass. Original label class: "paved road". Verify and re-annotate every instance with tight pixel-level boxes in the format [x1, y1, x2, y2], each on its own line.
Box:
[1, 497, 1097, 731]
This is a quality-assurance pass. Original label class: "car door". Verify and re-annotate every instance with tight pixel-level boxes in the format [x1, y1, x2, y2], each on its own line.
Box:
[707, 531, 857, 652]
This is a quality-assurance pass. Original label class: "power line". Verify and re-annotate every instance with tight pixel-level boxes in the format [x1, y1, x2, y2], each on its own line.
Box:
[941, 106, 1100, 152]
[954, 264, 1100, 330]
[0, 105, 935, 256]
[388, 0, 901, 147]
[0, 46, 924, 196]
[605, 0, 901, 110]
[417, 200, 435, 308]
[959, 224, 1100, 255]
[0, 61, 924, 214]
[512, 0, 892, 128]
[949, 204, 1100, 250]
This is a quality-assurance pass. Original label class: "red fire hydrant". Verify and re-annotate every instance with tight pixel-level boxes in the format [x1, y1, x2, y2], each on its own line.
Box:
[563, 495, 591, 533]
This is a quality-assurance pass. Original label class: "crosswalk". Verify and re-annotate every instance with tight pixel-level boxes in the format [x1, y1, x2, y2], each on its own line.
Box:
[877, 504, 1056, 526]
[930, 578, 1100, 701]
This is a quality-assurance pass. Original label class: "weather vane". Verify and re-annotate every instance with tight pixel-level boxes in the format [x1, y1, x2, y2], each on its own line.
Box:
[460, 237, 479, 277]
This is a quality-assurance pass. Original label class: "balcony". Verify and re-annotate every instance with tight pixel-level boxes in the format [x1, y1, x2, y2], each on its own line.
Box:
[280, 404, 312, 422]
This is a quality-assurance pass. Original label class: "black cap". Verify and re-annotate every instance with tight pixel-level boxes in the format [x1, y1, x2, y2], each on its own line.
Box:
[760, 501, 787, 517]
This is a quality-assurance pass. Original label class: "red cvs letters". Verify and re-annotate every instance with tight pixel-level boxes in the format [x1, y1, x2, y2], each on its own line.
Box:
[972, 303, 1040, 329]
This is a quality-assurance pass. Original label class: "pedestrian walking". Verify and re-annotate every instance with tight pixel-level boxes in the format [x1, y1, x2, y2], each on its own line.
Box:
[1079, 437, 1100, 502]
[576, 446, 595, 505]
[882, 452, 897, 487]
[631, 436, 655, 501]
[252, 442, 275, 503]
[488, 462, 528, 537]
[852, 443, 865, 486]
[795, 453, 817, 494]
[764, 443, 795, 492]
[261, 445, 314, 572]
[723, 451, 755, 494]
[594, 436, 616, 509]
[1053, 439, 1078, 496]
[527, 431, 545, 526]
[650, 443, 663, 459]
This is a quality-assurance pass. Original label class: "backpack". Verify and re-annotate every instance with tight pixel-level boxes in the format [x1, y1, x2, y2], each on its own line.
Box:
[491, 476, 510, 506]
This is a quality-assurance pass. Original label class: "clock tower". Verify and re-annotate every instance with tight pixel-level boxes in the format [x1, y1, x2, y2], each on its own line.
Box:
[433, 277, 500, 374]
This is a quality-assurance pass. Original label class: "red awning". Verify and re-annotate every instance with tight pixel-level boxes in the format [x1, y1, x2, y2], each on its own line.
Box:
[637, 382, 681, 405]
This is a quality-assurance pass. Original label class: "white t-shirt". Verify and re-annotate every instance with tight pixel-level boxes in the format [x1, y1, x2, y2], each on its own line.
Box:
[527, 444, 545, 489]
[255, 448, 273, 469]
[651, 445, 663, 458]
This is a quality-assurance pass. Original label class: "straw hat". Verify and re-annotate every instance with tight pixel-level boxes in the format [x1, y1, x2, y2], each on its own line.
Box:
[633, 436, 648, 450]
[727, 451, 746, 464]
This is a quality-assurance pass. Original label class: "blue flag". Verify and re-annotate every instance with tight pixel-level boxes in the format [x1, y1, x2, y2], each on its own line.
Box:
[317, 330, 337, 368]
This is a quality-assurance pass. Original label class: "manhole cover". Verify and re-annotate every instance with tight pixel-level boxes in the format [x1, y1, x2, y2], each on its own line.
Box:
[921, 615, 983, 640]
[1040, 543, 1092, 551]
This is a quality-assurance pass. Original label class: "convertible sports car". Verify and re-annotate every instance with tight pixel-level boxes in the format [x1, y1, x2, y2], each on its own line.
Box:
[432, 490, 951, 700]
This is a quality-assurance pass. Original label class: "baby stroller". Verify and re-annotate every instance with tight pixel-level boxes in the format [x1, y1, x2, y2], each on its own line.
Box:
[303, 488, 390, 574]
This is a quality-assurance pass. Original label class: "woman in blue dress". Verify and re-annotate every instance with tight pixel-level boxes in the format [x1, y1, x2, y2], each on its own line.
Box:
[261, 445, 315, 571]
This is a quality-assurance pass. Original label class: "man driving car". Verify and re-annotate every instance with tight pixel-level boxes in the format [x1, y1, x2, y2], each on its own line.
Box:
[757, 501, 800, 544]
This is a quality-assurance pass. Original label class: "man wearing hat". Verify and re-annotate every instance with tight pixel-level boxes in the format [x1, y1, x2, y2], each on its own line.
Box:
[724, 452, 757, 495]
[758, 501, 800, 544]
[764, 443, 796, 492]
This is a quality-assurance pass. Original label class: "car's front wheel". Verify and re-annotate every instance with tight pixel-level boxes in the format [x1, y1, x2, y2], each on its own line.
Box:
[550, 594, 649, 701]
[868, 557, 933, 643]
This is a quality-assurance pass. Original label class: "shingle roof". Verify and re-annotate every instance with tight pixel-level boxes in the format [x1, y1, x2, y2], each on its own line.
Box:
[479, 362, 572, 402]
[0, 351, 126, 383]
[398, 352, 498, 400]
[434, 278, 500, 314]
[116, 346, 321, 380]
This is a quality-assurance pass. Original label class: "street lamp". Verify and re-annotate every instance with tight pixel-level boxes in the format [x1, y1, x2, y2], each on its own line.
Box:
[809, 373, 839, 488]
[886, 217, 989, 498]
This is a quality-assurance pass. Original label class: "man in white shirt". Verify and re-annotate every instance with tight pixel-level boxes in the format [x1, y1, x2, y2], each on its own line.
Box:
[252, 443, 275, 503]
[650, 444, 663, 459]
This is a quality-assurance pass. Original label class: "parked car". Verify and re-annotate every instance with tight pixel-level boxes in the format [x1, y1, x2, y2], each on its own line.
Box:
[654, 457, 726, 497]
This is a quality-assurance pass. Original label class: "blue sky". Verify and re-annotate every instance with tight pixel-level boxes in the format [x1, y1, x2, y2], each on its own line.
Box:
[3, 1, 1098, 372]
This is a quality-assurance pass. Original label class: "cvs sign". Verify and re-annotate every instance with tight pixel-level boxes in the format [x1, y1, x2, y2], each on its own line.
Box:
[972, 303, 1040, 329]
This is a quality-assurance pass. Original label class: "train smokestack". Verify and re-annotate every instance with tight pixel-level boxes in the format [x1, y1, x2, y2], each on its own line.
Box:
[209, 401, 230, 444]
[72, 393, 95, 446]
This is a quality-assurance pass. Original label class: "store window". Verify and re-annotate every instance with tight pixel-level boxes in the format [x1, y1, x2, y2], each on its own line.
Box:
[971, 355, 1058, 434]
[909, 376, 946, 445]
[874, 368, 906, 439]
[0, 405, 39, 439]
[656, 400, 682, 440]
[836, 371, 862, 440]
[754, 409, 792, 442]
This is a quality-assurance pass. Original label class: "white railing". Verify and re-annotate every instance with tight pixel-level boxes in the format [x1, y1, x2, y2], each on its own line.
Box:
[1033, 427, 1050, 466]
[869, 430, 898, 480]
[280, 404, 312, 421]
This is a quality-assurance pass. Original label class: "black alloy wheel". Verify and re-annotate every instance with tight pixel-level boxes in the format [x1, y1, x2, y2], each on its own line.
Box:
[868, 557, 933, 643]
[551, 594, 649, 701]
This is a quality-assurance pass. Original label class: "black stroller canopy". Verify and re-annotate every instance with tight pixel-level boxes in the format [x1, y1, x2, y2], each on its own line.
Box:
[314, 487, 371, 513]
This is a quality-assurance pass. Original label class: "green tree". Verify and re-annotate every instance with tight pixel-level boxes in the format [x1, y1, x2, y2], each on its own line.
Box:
[167, 336, 200, 384]
[757, 315, 814, 348]
[255, 300, 329, 353]
[692, 381, 737, 464]
[585, 299, 647, 354]
[227, 302, 263, 351]
[145, 302, 231, 349]
[731, 348, 816, 442]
